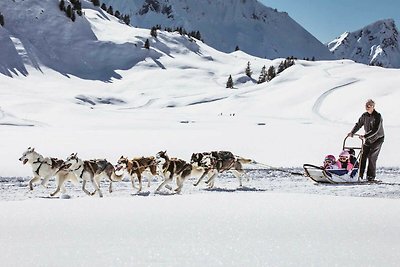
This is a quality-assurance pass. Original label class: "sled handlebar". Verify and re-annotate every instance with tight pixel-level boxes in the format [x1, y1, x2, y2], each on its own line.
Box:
[343, 134, 364, 151]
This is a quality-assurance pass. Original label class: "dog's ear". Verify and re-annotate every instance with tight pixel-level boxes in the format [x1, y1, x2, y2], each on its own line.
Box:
[120, 155, 124, 159]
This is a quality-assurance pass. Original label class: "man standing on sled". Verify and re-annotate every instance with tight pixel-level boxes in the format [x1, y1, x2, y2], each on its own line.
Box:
[348, 99, 385, 181]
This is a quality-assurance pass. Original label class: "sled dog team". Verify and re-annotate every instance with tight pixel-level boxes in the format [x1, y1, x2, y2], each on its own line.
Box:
[19, 147, 253, 197]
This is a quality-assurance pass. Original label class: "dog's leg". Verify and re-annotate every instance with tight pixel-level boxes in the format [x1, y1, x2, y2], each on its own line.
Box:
[109, 180, 113, 194]
[50, 174, 62, 197]
[193, 170, 208, 186]
[129, 174, 138, 190]
[93, 175, 103, 197]
[82, 180, 93, 196]
[41, 175, 51, 188]
[155, 171, 174, 192]
[136, 171, 143, 193]
[155, 178, 170, 192]
[146, 173, 151, 188]
[206, 171, 218, 188]
[174, 175, 183, 193]
[231, 170, 243, 187]
[175, 174, 189, 194]
[28, 175, 40, 190]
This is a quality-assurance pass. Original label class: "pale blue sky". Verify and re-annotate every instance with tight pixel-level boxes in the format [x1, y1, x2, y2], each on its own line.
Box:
[260, 0, 400, 43]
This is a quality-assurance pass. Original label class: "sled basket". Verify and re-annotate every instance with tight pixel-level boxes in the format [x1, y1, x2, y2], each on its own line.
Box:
[303, 135, 363, 184]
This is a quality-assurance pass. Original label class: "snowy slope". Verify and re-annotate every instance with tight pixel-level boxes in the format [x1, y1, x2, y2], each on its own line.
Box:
[0, 0, 165, 80]
[0, 0, 399, 177]
[1, 2, 400, 267]
[328, 19, 400, 68]
[102, 0, 334, 60]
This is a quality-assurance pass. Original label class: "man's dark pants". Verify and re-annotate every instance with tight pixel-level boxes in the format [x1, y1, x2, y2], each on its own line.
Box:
[359, 137, 384, 180]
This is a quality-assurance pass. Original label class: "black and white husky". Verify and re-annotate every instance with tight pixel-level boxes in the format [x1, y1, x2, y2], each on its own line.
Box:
[155, 151, 205, 193]
[191, 151, 252, 188]
[63, 153, 123, 197]
[19, 147, 78, 196]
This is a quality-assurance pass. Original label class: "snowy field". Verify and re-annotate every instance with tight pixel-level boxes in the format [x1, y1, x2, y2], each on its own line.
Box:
[1, 1, 400, 266]
[2, 171, 400, 267]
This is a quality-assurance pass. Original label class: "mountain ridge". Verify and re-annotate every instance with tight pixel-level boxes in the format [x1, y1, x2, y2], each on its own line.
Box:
[328, 19, 400, 68]
[101, 0, 334, 60]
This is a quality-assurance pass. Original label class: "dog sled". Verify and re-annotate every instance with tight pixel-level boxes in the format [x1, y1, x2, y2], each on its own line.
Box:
[303, 134, 366, 184]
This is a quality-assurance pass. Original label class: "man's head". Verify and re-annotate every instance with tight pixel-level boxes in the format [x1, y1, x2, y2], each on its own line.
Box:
[365, 99, 375, 114]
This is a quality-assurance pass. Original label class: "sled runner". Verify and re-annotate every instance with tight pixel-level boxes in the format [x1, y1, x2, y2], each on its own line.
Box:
[304, 135, 366, 184]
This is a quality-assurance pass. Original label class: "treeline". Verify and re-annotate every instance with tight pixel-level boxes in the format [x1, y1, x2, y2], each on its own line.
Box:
[100, 2, 130, 25]
[226, 57, 296, 89]
[59, 0, 83, 22]
[163, 26, 203, 41]
[58, 0, 130, 25]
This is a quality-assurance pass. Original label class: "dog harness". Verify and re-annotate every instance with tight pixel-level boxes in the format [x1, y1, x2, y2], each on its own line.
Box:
[33, 159, 44, 175]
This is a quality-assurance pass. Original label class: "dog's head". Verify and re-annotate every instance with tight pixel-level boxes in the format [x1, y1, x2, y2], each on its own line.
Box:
[19, 147, 36, 165]
[156, 150, 167, 159]
[63, 153, 79, 170]
[190, 153, 202, 165]
[200, 154, 215, 169]
[115, 156, 128, 171]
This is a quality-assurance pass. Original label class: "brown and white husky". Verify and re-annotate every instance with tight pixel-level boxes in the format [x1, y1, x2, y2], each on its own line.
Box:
[115, 155, 158, 193]
[62, 153, 123, 197]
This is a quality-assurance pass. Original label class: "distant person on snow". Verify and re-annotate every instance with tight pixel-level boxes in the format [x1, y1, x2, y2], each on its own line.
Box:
[323, 154, 339, 169]
[336, 150, 354, 171]
[348, 99, 384, 181]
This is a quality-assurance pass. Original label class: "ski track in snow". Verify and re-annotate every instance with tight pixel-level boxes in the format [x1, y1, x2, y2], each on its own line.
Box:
[1, 168, 400, 201]
[312, 79, 359, 123]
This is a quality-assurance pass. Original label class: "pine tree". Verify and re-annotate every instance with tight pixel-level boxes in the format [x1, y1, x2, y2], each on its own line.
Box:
[91, 0, 100, 7]
[226, 75, 234, 89]
[195, 31, 201, 40]
[235, 45, 240, 51]
[150, 26, 157, 38]
[245, 61, 252, 78]
[71, 10, 76, 22]
[107, 6, 114, 16]
[114, 10, 121, 19]
[101, 3, 107, 11]
[0, 13, 4, 27]
[144, 39, 150, 49]
[123, 14, 130, 25]
[277, 61, 285, 74]
[59, 0, 65, 11]
[66, 5, 72, 18]
[258, 65, 267, 84]
[267, 66, 276, 81]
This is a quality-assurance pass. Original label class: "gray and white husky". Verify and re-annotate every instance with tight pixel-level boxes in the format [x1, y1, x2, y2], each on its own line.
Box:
[19, 147, 78, 196]
[63, 153, 123, 197]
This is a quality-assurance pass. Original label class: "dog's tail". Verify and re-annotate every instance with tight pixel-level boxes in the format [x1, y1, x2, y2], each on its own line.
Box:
[235, 156, 253, 164]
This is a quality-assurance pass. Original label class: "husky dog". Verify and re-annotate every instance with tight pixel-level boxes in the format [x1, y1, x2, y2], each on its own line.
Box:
[155, 150, 204, 193]
[115, 155, 158, 193]
[191, 151, 252, 188]
[19, 147, 78, 195]
[63, 153, 123, 197]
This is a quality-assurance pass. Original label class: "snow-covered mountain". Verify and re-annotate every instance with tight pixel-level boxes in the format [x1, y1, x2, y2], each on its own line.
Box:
[328, 19, 400, 68]
[0, 0, 163, 80]
[101, 0, 334, 60]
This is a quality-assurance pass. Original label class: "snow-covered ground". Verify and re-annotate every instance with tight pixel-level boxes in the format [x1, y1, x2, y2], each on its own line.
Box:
[2, 174, 400, 267]
[1, 1, 400, 266]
